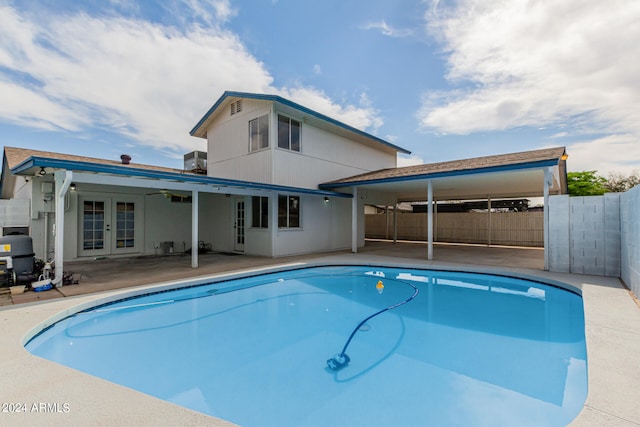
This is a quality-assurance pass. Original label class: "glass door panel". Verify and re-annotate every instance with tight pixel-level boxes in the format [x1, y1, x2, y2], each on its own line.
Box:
[115, 202, 135, 249]
[80, 199, 110, 256]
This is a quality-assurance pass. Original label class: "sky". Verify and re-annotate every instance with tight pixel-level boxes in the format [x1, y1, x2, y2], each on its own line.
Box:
[0, 0, 638, 176]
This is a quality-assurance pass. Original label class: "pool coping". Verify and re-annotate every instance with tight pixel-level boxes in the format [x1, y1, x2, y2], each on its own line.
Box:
[1, 254, 639, 426]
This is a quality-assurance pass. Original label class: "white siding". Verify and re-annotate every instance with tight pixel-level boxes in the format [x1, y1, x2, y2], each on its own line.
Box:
[273, 195, 354, 257]
[205, 99, 396, 188]
[144, 194, 192, 254]
[206, 99, 273, 182]
[199, 193, 234, 253]
[273, 121, 395, 189]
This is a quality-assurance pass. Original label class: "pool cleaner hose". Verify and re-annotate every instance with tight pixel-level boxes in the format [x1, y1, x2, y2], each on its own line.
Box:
[327, 279, 419, 371]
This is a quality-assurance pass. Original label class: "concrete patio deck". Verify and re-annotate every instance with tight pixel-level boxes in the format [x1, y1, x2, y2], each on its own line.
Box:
[1, 240, 545, 307]
[0, 241, 638, 426]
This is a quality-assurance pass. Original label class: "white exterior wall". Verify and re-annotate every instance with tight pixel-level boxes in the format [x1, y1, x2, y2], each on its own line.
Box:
[53, 184, 206, 261]
[621, 185, 640, 297]
[273, 195, 354, 257]
[206, 99, 273, 183]
[0, 199, 30, 228]
[205, 99, 396, 188]
[273, 123, 396, 189]
[198, 193, 233, 254]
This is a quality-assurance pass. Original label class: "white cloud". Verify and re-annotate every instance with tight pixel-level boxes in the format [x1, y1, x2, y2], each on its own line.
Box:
[312, 64, 322, 75]
[178, 0, 236, 25]
[419, 0, 640, 148]
[361, 20, 413, 38]
[397, 154, 424, 167]
[566, 134, 640, 175]
[278, 87, 383, 133]
[0, 4, 382, 155]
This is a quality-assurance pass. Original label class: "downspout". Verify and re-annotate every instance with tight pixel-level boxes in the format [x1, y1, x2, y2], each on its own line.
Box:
[53, 170, 73, 286]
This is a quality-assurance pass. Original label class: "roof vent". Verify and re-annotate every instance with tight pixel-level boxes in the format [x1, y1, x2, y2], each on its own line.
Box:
[230, 100, 242, 116]
[184, 151, 207, 174]
[120, 154, 131, 165]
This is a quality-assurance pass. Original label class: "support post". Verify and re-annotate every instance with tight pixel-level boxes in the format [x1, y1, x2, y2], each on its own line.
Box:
[434, 198, 438, 242]
[385, 206, 390, 240]
[487, 196, 492, 246]
[393, 200, 398, 243]
[191, 189, 199, 268]
[352, 187, 358, 253]
[427, 179, 433, 260]
[544, 168, 552, 270]
[53, 170, 73, 286]
[270, 194, 278, 257]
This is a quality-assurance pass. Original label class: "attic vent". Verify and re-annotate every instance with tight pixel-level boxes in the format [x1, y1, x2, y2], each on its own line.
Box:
[230, 100, 243, 115]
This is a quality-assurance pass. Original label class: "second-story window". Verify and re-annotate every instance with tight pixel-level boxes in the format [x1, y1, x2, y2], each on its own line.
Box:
[277, 115, 301, 152]
[249, 114, 269, 152]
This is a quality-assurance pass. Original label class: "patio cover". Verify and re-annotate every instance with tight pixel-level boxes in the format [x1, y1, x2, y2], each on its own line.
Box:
[320, 147, 568, 202]
[319, 146, 569, 268]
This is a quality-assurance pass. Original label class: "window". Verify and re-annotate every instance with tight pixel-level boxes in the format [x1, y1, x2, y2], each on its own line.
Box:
[249, 114, 269, 151]
[252, 196, 269, 228]
[278, 195, 300, 228]
[115, 202, 135, 248]
[278, 115, 301, 151]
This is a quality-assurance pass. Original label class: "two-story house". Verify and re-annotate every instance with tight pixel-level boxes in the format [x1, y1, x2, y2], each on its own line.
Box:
[1, 91, 568, 286]
[0, 91, 412, 285]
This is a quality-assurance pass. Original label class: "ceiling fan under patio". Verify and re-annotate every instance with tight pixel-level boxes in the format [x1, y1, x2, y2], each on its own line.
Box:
[146, 189, 191, 200]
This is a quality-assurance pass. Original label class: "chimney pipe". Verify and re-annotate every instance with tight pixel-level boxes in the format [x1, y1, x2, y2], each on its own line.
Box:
[120, 154, 131, 165]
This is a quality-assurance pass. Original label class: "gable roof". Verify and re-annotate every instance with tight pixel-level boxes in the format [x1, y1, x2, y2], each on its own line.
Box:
[190, 91, 411, 155]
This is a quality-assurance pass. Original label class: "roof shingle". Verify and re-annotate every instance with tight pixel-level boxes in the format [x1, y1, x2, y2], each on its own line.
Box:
[323, 147, 567, 186]
[4, 146, 183, 174]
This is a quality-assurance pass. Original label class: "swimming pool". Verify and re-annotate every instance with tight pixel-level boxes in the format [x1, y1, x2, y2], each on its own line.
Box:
[25, 265, 587, 426]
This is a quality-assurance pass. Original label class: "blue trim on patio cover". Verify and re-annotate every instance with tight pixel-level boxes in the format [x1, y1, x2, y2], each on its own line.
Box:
[11, 157, 351, 198]
[319, 159, 560, 189]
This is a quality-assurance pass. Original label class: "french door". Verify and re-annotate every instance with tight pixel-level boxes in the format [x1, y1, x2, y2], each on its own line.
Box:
[80, 197, 140, 257]
[234, 198, 245, 252]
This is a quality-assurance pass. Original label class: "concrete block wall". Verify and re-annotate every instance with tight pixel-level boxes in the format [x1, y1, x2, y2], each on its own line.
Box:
[548, 195, 571, 272]
[548, 194, 621, 277]
[621, 185, 640, 296]
[604, 193, 622, 277]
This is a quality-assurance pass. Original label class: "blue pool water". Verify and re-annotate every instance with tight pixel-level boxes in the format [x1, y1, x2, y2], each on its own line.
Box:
[26, 266, 587, 426]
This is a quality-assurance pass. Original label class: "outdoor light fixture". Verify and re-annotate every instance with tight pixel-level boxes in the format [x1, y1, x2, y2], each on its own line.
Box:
[70, 183, 77, 191]
[561, 153, 569, 161]
[324, 197, 330, 203]
[38, 167, 46, 176]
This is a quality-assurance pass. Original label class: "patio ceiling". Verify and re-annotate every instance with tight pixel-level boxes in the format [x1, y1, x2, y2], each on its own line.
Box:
[344, 168, 554, 201]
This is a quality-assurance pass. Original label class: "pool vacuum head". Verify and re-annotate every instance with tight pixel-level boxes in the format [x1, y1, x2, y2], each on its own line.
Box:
[327, 353, 350, 371]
